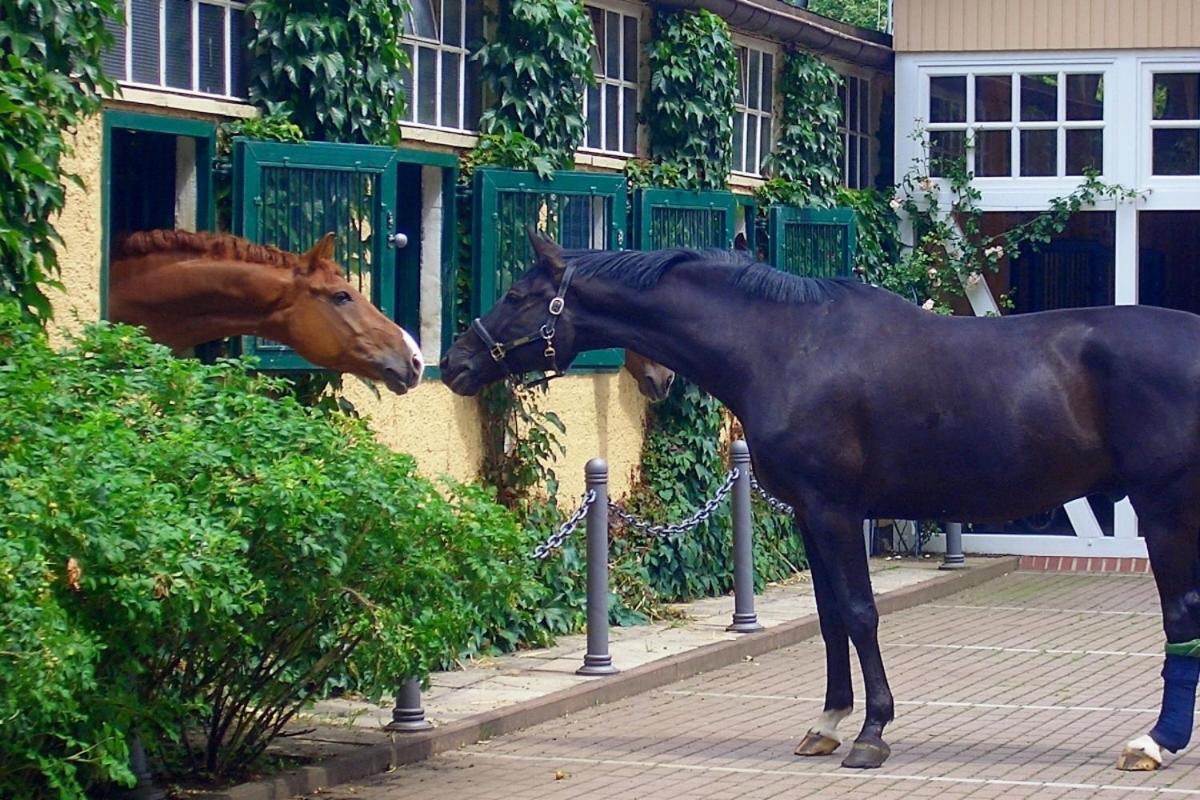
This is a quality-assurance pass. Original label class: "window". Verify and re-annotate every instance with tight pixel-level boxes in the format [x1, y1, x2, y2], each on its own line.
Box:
[101, 0, 249, 100]
[400, 0, 482, 131]
[840, 76, 871, 189]
[582, 4, 638, 155]
[926, 71, 1104, 178]
[733, 44, 775, 176]
[1151, 72, 1200, 176]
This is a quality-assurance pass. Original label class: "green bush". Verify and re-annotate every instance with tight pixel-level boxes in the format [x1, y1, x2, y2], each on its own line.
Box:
[0, 301, 543, 796]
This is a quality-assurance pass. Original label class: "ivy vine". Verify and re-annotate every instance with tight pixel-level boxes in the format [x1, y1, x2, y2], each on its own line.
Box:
[644, 9, 737, 190]
[0, 0, 119, 324]
[246, 0, 410, 144]
[475, 0, 594, 169]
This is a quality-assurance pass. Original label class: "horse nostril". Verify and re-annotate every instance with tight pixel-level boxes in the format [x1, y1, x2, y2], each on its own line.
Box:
[412, 351, 425, 375]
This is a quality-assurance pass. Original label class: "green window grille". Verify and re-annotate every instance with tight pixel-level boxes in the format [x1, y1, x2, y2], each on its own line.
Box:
[233, 138, 407, 371]
[634, 188, 737, 251]
[473, 168, 627, 371]
[768, 206, 857, 278]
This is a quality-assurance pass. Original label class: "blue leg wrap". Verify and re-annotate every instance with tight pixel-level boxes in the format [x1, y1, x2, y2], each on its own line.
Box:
[1150, 653, 1200, 753]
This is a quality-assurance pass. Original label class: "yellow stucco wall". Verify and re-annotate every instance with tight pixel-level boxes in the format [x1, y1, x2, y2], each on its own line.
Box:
[49, 102, 650, 501]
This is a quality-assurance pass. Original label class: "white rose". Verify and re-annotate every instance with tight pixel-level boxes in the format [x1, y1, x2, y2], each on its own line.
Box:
[922, 299, 935, 311]
[889, 197, 902, 210]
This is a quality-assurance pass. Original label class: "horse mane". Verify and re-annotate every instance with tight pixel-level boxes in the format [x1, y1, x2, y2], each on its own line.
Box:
[112, 230, 323, 273]
[562, 247, 860, 304]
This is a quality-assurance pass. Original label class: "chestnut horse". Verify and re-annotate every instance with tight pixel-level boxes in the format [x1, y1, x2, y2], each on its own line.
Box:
[443, 230, 1200, 772]
[623, 349, 674, 401]
[109, 230, 423, 394]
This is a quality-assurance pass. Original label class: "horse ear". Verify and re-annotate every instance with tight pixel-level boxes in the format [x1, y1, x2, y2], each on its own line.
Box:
[526, 225, 565, 276]
[305, 233, 336, 270]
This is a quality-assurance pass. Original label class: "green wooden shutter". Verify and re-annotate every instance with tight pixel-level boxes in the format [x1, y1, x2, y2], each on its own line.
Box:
[473, 168, 627, 371]
[768, 206, 857, 278]
[635, 188, 737, 250]
[233, 138, 402, 371]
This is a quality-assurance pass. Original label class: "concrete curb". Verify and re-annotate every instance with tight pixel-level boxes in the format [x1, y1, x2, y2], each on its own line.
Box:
[200, 556, 1018, 800]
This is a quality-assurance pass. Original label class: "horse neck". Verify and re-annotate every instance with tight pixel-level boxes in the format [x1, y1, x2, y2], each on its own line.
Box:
[109, 252, 298, 350]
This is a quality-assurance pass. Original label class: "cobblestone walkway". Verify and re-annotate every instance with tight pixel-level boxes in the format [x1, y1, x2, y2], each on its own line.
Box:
[307, 571, 1200, 799]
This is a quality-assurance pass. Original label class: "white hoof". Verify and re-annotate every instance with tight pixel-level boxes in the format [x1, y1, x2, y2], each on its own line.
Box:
[1117, 734, 1164, 771]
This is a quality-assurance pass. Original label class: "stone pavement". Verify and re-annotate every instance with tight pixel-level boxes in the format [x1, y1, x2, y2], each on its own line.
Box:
[296, 570, 1199, 800]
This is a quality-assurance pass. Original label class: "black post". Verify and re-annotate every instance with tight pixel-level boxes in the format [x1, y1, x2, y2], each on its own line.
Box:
[578, 458, 618, 675]
[727, 440, 763, 633]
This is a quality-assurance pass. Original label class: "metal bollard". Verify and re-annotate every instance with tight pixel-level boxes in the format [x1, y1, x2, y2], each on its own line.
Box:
[940, 521, 967, 570]
[116, 735, 164, 800]
[727, 440, 764, 633]
[385, 677, 433, 731]
[577, 458, 618, 675]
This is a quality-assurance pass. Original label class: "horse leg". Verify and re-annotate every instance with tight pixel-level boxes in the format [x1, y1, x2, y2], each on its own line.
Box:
[806, 505, 894, 769]
[1118, 506, 1200, 771]
[794, 519, 854, 757]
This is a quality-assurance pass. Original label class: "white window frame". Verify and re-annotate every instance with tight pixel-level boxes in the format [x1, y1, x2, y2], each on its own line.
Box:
[106, 0, 249, 102]
[1142, 62, 1200, 185]
[401, 0, 473, 133]
[839, 72, 872, 189]
[923, 68, 1108, 182]
[732, 36, 778, 178]
[580, 0, 640, 157]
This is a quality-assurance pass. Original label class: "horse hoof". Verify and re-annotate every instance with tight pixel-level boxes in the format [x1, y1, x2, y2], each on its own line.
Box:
[841, 738, 891, 769]
[794, 730, 841, 756]
[1117, 736, 1163, 771]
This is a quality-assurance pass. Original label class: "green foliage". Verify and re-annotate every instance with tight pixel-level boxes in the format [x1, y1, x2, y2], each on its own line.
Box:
[837, 186, 900, 281]
[807, 0, 888, 31]
[644, 10, 738, 190]
[0, 303, 543, 795]
[759, 51, 844, 207]
[476, 0, 595, 169]
[246, 0, 409, 144]
[0, 0, 118, 324]
[213, 113, 305, 232]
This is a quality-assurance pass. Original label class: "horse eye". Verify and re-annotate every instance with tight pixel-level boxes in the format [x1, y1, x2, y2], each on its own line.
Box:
[332, 291, 353, 305]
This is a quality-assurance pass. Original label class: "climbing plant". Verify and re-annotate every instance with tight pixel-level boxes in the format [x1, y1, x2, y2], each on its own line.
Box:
[245, 0, 410, 144]
[643, 9, 738, 190]
[0, 0, 119, 324]
[475, 0, 595, 169]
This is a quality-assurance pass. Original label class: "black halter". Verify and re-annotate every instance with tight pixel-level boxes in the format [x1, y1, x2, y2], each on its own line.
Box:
[471, 262, 578, 389]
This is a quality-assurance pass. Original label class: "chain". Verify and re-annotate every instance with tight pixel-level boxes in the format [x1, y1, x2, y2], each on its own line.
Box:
[532, 489, 597, 559]
[608, 467, 740, 539]
[749, 470, 794, 516]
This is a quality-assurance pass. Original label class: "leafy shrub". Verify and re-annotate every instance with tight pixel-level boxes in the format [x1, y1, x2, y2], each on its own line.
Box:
[0, 302, 543, 796]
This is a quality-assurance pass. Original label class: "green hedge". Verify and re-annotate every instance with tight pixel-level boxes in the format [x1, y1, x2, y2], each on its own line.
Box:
[0, 302, 545, 796]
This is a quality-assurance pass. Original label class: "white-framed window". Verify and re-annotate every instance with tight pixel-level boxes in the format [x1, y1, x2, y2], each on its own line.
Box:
[925, 70, 1105, 178]
[101, 0, 249, 100]
[582, 2, 639, 156]
[401, 0, 481, 131]
[1149, 72, 1200, 176]
[840, 75, 871, 189]
[733, 42, 775, 176]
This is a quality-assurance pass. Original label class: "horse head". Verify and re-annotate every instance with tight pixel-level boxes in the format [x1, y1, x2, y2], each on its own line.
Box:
[624, 350, 675, 402]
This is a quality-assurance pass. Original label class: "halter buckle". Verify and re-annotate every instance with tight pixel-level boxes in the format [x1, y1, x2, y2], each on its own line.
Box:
[489, 343, 507, 362]
[548, 297, 565, 316]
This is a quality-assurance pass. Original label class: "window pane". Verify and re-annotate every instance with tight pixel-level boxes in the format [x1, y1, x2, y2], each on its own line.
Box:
[101, 13, 126, 81]
[1153, 73, 1200, 121]
[165, 0, 192, 89]
[417, 46, 437, 124]
[859, 138, 870, 188]
[131, 0, 161, 84]
[622, 86, 636, 154]
[849, 77, 859, 130]
[586, 85, 600, 148]
[859, 81, 869, 134]
[975, 75, 1011, 122]
[746, 115, 759, 173]
[1153, 128, 1200, 175]
[848, 137, 859, 187]
[407, 0, 437, 39]
[929, 76, 966, 123]
[443, 0, 462, 46]
[929, 129, 966, 175]
[761, 53, 773, 114]
[1065, 129, 1103, 175]
[1021, 74, 1057, 121]
[736, 48, 747, 105]
[1066, 73, 1103, 121]
[839, 82, 848, 130]
[623, 15, 637, 81]
[400, 43, 414, 121]
[1020, 129, 1056, 175]
[975, 129, 1011, 177]
[605, 84, 619, 150]
[605, 11, 620, 79]
[198, 3, 226, 95]
[748, 50, 760, 110]
[441, 51, 460, 128]
[733, 114, 745, 172]
[759, 116, 772, 172]
[230, 9, 248, 97]
[587, 7, 603, 74]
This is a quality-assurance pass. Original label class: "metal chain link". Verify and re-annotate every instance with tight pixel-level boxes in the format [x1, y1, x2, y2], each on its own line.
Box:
[608, 467, 740, 539]
[749, 470, 794, 516]
[532, 489, 597, 559]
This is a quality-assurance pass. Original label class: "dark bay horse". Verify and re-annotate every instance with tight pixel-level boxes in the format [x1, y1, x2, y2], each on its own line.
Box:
[110, 230, 424, 394]
[442, 230, 1200, 772]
